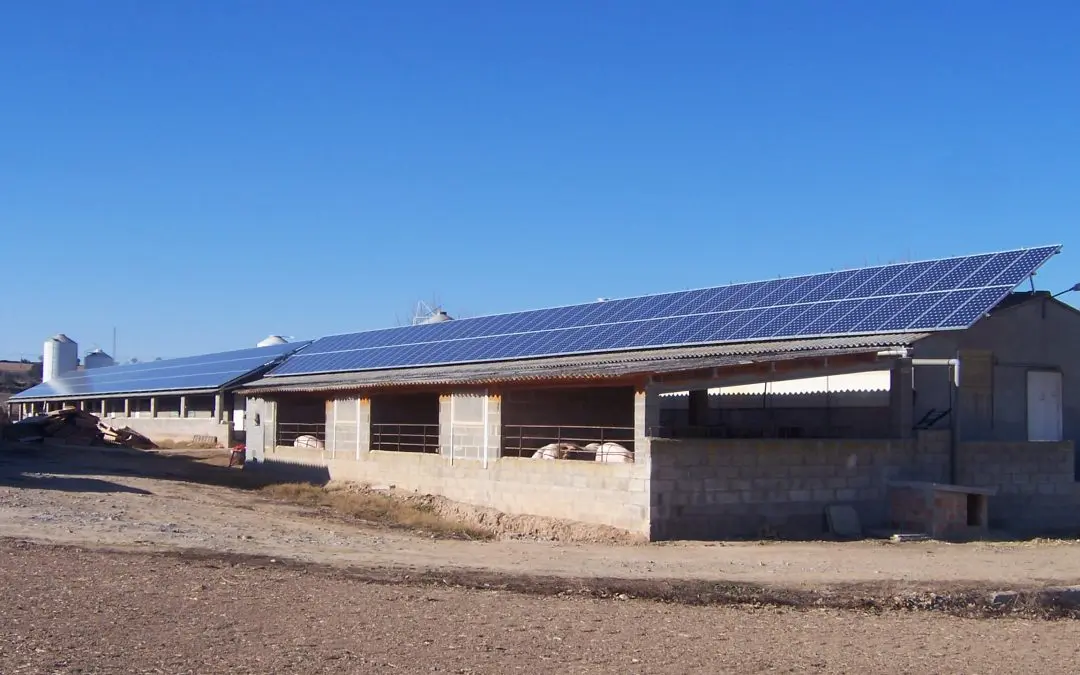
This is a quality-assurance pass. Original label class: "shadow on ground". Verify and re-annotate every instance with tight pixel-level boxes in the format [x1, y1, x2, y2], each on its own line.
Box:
[1, 473, 153, 495]
[0, 441, 325, 494]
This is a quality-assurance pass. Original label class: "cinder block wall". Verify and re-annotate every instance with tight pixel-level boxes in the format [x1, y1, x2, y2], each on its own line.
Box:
[439, 392, 501, 461]
[648, 432, 950, 539]
[957, 441, 1080, 533]
[96, 417, 231, 446]
[263, 446, 652, 536]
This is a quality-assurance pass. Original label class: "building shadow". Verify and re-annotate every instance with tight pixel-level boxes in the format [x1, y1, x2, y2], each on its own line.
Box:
[0, 442, 329, 493]
[0, 473, 153, 495]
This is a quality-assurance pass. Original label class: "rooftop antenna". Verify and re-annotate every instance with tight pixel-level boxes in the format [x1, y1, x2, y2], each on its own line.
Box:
[411, 297, 453, 326]
[1052, 282, 1080, 298]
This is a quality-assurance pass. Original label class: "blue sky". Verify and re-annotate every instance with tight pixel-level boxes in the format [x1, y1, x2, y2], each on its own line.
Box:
[2, 1, 1078, 361]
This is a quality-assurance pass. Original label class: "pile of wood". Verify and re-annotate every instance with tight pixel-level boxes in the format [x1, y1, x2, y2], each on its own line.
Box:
[1, 407, 156, 449]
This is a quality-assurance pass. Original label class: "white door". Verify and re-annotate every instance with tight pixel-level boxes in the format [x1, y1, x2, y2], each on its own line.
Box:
[1027, 371, 1063, 442]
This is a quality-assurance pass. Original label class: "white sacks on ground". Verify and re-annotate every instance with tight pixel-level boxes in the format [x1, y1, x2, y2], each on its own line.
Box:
[584, 442, 634, 463]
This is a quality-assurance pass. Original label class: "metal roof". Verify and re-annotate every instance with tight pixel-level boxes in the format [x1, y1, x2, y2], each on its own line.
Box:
[239, 333, 928, 394]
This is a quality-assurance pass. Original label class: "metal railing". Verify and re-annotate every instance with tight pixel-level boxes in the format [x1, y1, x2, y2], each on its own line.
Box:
[276, 422, 326, 449]
[372, 423, 440, 453]
[502, 424, 635, 459]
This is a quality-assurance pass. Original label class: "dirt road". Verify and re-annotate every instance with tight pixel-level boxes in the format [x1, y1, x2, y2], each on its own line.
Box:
[2, 444, 1080, 594]
[3, 541, 1079, 674]
[4, 444, 1080, 673]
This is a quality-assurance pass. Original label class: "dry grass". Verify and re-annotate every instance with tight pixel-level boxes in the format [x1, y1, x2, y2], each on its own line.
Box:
[261, 483, 492, 540]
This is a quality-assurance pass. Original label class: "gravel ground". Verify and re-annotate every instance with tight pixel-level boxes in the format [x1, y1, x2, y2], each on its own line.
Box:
[2, 445, 1079, 594]
[2, 541, 1079, 675]
[3, 444, 1080, 673]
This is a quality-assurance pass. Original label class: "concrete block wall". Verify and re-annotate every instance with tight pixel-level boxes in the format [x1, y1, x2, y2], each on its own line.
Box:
[94, 417, 231, 446]
[889, 485, 983, 539]
[648, 433, 950, 539]
[260, 445, 652, 536]
[325, 397, 371, 461]
[440, 391, 500, 462]
[957, 440, 1080, 533]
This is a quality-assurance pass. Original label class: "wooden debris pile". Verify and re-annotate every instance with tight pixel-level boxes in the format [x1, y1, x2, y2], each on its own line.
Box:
[1, 407, 156, 449]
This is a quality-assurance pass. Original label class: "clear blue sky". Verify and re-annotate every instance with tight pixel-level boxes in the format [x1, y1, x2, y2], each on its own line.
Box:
[2, 1, 1078, 362]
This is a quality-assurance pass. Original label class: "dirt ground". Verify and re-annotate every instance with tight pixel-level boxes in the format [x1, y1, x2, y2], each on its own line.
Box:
[3, 443, 1080, 673]
[4, 541, 1080, 675]
[2, 444, 1080, 591]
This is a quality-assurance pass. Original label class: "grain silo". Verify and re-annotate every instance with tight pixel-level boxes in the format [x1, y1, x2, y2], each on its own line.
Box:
[257, 335, 289, 347]
[84, 348, 116, 370]
[43, 334, 78, 382]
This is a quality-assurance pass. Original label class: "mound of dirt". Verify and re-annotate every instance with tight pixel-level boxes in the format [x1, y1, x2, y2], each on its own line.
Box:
[336, 482, 644, 545]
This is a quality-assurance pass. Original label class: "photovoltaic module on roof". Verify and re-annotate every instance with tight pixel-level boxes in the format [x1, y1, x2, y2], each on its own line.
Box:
[266, 245, 1059, 378]
[11, 341, 307, 399]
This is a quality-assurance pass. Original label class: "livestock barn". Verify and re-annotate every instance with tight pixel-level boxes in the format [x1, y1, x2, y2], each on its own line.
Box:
[7, 342, 307, 448]
[237, 244, 1080, 540]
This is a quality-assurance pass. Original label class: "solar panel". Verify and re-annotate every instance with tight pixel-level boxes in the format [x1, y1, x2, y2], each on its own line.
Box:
[269, 245, 1061, 377]
[11, 341, 306, 399]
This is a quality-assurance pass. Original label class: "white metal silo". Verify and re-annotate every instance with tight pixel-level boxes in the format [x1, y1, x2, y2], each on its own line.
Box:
[43, 334, 78, 382]
[84, 348, 116, 370]
[257, 335, 288, 347]
[420, 310, 453, 324]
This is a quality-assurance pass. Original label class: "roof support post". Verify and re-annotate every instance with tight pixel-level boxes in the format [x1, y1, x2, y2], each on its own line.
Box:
[150, 397, 158, 419]
[179, 396, 187, 418]
[890, 358, 914, 439]
[687, 389, 710, 432]
[123, 398, 130, 417]
[100, 400, 106, 417]
[634, 385, 662, 442]
[214, 392, 224, 424]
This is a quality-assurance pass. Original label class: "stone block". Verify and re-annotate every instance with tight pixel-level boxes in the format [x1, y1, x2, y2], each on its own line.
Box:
[836, 489, 858, 501]
[812, 488, 835, 502]
[753, 477, 786, 491]
[731, 452, 757, 467]
[676, 479, 701, 492]
[708, 491, 737, 504]
[847, 475, 872, 489]
[789, 489, 812, 502]
[652, 479, 676, 494]
[704, 478, 729, 492]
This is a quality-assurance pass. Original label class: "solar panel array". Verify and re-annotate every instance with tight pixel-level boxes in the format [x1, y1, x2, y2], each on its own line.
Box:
[11, 341, 306, 399]
[267, 246, 1060, 378]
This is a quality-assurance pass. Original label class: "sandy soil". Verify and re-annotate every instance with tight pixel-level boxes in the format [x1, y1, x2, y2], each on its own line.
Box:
[4, 444, 1080, 673]
[2, 444, 1079, 594]
[3, 542, 1080, 674]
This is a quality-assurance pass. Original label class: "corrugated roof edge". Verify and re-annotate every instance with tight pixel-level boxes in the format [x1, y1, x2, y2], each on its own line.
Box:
[238, 334, 927, 395]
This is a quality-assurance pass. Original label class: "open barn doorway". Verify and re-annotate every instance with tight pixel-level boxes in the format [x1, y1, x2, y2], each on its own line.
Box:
[501, 385, 635, 459]
[370, 392, 440, 453]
